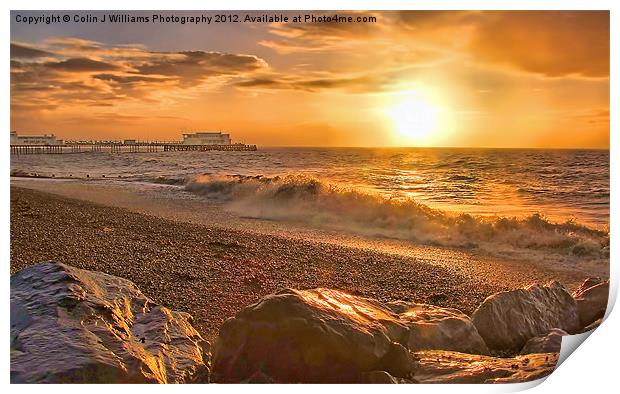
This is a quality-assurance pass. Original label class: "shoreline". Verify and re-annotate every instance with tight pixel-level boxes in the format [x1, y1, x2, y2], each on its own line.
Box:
[11, 177, 609, 276]
[10, 185, 608, 340]
[9, 173, 610, 231]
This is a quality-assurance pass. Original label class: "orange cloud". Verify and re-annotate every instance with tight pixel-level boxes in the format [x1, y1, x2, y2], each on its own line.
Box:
[9, 11, 610, 147]
[261, 11, 609, 79]
[10, 38, 270, 114]
[469, 11, 609, 78]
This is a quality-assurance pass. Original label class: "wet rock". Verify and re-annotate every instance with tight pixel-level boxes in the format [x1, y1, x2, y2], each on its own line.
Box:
[388, 301, 489, 354]
[412, 350, 558, 383]
[572, 278, 609, 328]
[580, 317, 603, 333]
[520, 329, 567, 354]
[212, 288, 412, 383]
[471, 281, 579, 352]
[10, 262, 210, 383]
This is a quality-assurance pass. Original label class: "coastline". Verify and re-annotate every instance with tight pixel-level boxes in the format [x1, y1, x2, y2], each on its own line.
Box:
[10, 184, 607, 340]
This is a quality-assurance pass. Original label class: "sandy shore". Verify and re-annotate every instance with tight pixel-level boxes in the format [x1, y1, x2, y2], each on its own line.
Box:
[10, 185, 604, 341]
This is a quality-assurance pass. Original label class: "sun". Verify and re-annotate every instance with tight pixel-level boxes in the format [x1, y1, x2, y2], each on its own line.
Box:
[386, 90, 441, 143]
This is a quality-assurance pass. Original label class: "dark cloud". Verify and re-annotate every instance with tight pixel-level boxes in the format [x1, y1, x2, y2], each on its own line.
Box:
[236, 78, 285, 88]
[44, 57, 122, 72]
[10, 43, 53, 58]
[94, 73, 172, 84]
[10, 38, 270, 112]
[133, 51, 267, 85]
[236, 71, 401, 93]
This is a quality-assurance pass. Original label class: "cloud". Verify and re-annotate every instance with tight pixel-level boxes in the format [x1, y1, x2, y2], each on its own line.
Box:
[260, 10, 609, 79]
[10, 43, 54, 58]
[235, 69, 408, 94]
[45, 57, 122, 72]
[259, 11, 387, 53]
[469, 11, 609, 78]
[93, 73, 172, 84]
[10, 37, 270, 113]
[133, 51, 267, 86]
[10, 11, 610, 122]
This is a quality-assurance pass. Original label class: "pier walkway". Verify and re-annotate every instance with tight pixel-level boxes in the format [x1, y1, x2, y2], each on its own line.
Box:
[10, 141, 257, 155]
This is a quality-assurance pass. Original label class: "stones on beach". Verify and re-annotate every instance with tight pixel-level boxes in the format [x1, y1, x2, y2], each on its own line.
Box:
[10, 262, 210, 383]
[411, 350, 559, 384]
[572, 277, 609, 328]
[471, 281, 579, 352]
[212, 283, 588, 382]
[520, 329, 567, 354]
[387, 301, 489, 355]
[9, 259, 606, 384]
[212, 288, 415, 383]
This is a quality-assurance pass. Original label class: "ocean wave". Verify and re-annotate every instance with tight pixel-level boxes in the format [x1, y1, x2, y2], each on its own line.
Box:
[184, 174, 609, 259]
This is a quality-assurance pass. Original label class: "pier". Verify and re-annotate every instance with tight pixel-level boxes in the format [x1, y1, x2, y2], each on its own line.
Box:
[10, 141, 257, 155]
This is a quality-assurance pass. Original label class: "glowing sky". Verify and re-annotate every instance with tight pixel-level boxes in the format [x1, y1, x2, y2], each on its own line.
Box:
[10, 10, 609, 147]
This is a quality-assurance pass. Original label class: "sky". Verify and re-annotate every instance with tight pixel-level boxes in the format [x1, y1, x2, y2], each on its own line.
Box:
[10, 10, 610, 148]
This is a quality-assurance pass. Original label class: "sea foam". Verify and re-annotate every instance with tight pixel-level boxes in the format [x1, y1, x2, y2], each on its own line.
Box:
[184, 174, 609, 259]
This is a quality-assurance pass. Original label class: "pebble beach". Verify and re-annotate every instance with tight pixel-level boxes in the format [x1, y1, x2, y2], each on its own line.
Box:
[10, 185, 604, 341]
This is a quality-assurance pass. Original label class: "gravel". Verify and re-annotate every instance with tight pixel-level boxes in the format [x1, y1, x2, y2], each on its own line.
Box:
[10, 186, 593, 341]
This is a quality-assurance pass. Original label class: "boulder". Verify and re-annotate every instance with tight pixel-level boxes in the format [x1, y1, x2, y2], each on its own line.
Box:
[572, 278, 609, 328]
[10, 262, 210, 383]
[366, 370, 400, 384]
[520, 328, 567, 354]
[388, 301, 489, 355]
[412, 350, 558, 384]
[471, 281, 579, 352]
[579, 317, 603, 333]
[212, 288, 412, 383]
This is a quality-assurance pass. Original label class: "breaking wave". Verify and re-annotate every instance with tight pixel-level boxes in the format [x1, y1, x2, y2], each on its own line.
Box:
[184, 174, 609, 259]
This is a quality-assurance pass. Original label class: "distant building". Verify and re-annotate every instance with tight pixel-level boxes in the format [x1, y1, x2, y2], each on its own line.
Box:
[182, 131, 231, 145]
[123, 139, 137, 145]
[10, 131, 63, 145]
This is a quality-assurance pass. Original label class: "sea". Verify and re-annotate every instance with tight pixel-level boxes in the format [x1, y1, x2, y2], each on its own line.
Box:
[10, 148, 609, 226]
[11, 148, 610, 258]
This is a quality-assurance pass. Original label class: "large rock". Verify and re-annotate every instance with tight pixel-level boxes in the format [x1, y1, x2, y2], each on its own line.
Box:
[212, 288, 413, 382]
[10, 262, 210, 383]
[520, 329, 567, 354]
[572, 278, 609, 328]
[579, 317, 603, 333]
[388, 301, 488, 355]
[412, 350, 558, 383]
[471, 281, 579, 352]
[213, 288, 491, 383]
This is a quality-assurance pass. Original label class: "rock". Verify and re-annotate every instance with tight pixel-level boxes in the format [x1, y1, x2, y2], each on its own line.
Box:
[572, 278, 609, 328]
[388, 301, 489, 355]
[575, 277, 603, 291]
[10, 262, 210, 383]
[471, 281, 579, 352]
[212, 288, 412, 383]
[412, 350, 558, 383]
[366, 370, 399, 384]
[520, 329, 567, 354]
[579, 317, 603, 333]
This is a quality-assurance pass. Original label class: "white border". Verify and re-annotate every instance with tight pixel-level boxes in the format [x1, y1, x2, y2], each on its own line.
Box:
[3, 1, 618, 393]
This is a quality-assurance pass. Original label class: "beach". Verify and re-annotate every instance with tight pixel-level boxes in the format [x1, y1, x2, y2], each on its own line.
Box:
[10, 183, 607, 341]
[9, 9, 612, 383]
